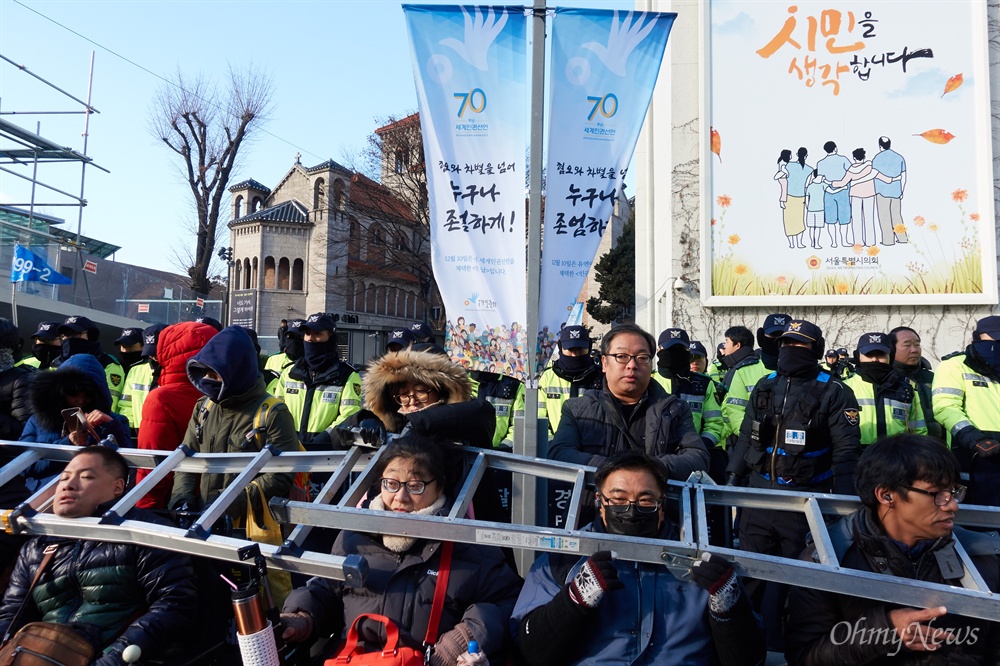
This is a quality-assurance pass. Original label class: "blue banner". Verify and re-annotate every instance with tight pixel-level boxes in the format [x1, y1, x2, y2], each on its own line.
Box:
[538, 8, 674, 368]
[404, 5, 528, 379]
[10, 245, 72, 285]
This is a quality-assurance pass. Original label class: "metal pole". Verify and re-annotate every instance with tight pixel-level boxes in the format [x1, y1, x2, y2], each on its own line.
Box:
[514, 0, 547, 576]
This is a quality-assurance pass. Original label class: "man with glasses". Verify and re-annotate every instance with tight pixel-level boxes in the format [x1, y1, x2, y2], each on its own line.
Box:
[786, 435, 1000, 664]
[512, 451, 766, 665]
[548, 324, 709, 481]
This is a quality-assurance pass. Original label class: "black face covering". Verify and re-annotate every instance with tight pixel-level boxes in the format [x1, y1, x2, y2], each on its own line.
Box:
[972, 340, 1000, 374]
[602, 503, 661, 538]
[656, 347, 691, 374]
[777, 345, 817, 377]
[33, 343, 61, 368]
[118, 351, 142, 369]
[303, 339, 338, 371]
[284, 336, 304, 361]
[556, 353, 593, 375]
[757, 329, 780, 357]
[61, 337, 97, 360]
[857, 361, 894, 384]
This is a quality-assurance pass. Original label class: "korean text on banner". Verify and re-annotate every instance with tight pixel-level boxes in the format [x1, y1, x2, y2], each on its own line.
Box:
[404, 5, 528, 380]
[10, 245, 72, 285]
[537, 8, 674, 370]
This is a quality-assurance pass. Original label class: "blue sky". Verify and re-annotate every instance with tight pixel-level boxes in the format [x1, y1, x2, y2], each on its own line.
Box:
[0, 0, 632, 276]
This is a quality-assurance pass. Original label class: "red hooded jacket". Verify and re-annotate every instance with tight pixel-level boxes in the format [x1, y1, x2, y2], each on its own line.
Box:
[136, 322, 217, 509]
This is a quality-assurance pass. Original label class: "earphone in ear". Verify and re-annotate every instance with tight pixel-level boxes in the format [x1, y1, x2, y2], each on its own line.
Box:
[883, 493, 892, 501]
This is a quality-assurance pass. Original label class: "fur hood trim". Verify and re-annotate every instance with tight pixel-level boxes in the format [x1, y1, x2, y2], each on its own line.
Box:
[363, 350, 472, 433]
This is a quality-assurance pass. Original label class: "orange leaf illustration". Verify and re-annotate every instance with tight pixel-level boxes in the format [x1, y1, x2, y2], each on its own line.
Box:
[941, 73, 963, 98]
[711, 127, 722, 163]
[913, 129, 955, 144]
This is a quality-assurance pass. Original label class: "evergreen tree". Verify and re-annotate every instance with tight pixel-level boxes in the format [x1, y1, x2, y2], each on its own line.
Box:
[586, 213, 635, 324]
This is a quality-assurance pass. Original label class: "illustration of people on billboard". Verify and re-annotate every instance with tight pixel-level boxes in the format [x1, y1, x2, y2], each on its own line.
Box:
[804, 170, 827, 249]
[871, 136, 909, 245]
[815, 141, 853, 248]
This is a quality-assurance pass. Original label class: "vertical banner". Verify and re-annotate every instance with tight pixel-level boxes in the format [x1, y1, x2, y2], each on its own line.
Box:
[538, 8, 674, 369]
[404, 5, 528, 379]
[706, 1, 997, 305]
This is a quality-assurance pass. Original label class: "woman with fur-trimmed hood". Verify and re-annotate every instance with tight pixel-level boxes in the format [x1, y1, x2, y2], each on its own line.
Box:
[362, 348, 505, 523]
[363, 348, 495, 447]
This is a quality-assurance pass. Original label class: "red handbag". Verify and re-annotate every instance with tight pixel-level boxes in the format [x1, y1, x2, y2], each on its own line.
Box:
[327, 541, 453, 666]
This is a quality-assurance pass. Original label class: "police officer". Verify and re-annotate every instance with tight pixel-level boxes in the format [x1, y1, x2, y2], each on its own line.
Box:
[469, 369, 524, 449]
[385, 328, 416, 353]
[537, 325, 603, 439]
[118, 324, 167, 436]
[54, 315, 126, 414]
[720, 314, 789, 447]
[889, 325, 942, 439]
[932, 315, 1000, 506]
[409, 321, 435, 344]
[726, 318, 861, 626]
[652, 328, 725, 451]
[823, 349, 839, 373]
[114, 327, 145, 372]
[707, 342, 726, 383]
[274, 313, 362, 450]
[842, 332, 926, 446]
[688, 341, 709, 375]
[16, 321, 62, 369]
[264, 319, 303, 380]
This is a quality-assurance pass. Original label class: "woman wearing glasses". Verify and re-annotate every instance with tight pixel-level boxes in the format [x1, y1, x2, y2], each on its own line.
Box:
[279, 435, 522, 664]
[786, 434, 1000, 665]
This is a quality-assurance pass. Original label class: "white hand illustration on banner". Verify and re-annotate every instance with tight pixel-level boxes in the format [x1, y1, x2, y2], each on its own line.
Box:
[583, 11, 658, 77]
[440, 6, 507, 71]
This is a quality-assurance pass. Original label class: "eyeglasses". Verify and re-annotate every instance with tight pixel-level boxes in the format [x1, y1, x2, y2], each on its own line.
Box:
[899, 484, 967, 506]
[380, 478, 436, 495]
[392, 388, 435, 405]
[598, 492, 662, 514]
[603, 353, 653, 366]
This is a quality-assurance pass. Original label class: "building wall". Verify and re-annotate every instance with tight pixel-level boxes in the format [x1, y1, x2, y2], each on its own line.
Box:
[635, 0, 1000, 362]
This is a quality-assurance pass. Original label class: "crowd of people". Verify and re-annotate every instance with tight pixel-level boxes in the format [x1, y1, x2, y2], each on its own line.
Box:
[0, 309, 995, 665]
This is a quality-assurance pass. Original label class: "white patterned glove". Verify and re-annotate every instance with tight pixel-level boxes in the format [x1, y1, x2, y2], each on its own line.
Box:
[568, 551, 623, 608]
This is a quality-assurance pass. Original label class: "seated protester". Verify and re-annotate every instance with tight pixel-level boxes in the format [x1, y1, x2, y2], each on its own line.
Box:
[786, 435, 1000, 664]
[19, 354, 131, 494]
[168, 325, 298, 517]
[512, 451, 766, 666]
[280, 435, 521, 665]
[136, 322, 217, 509]
[0, 447, 197, 664]
[548, 323, 710, 481]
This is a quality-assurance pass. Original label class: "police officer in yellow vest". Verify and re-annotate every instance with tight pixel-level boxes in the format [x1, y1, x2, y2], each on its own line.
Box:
[15, 321, 62, 369]
[652, 328, 725, 450]
[842, 332, 926, 446]
[720, 315, 789, 447]
[117, 324, 166, 436]
[274, 313, 362, 450]
[53, 316, 126, 414]
[688, 341, 709, 375]
[537, 325, 603, 439]
[932, 315, 1000, 506]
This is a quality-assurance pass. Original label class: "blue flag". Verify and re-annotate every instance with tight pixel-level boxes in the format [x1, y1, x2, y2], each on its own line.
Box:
[11, 245, 72, 285]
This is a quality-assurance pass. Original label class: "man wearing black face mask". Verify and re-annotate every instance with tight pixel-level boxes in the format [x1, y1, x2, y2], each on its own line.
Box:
[512, 451, 766, 666]
[842, 332, 926, 446]
[17, 321, 61, 369]
[652, 328, 725, 452]
[726, 318, 860, 639]
[274, 313, 362, 450]
[932, 315, 1000, 506]
[720, 316, 789, 450]
[118, 324, 167, 437]
[264, 319, 304, 382]
[537, 325, 603, 439]
[53, 315, 126, 414]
